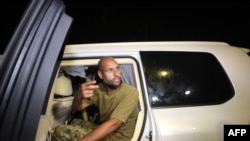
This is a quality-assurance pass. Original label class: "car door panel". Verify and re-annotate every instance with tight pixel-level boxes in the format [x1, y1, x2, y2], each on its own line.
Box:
[0, 0, 72, 140]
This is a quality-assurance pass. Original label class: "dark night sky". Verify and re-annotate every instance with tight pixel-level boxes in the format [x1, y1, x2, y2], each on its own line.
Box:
[1, 1, 250, 54]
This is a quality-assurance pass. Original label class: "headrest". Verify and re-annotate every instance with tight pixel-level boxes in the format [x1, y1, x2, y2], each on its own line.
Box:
[54, 75, 73, 96]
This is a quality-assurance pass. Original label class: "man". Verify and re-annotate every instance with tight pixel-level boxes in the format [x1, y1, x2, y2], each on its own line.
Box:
[54, 57, 139, 141]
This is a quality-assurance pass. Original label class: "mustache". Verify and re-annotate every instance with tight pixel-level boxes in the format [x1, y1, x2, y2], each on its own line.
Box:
[113, 76, 121, 80]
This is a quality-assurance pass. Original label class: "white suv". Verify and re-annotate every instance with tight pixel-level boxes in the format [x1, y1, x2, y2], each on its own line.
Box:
[37, 41, 249, 141]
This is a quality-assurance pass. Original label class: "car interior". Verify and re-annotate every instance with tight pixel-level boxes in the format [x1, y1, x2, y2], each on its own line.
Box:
[35, 58, 145, 141]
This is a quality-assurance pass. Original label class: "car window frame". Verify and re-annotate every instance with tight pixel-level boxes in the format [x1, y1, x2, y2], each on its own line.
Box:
[0, 0, 72, 140]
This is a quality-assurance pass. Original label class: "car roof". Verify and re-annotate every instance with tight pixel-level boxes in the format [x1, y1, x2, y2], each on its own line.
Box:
[64, 41, 232, 53]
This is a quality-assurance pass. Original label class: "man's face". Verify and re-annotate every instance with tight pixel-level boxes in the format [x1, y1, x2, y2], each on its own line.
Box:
[99, 59, 121, 89]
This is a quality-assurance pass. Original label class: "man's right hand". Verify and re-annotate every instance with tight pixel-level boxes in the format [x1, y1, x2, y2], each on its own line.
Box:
[79, 80, 99, 99]
[72, 80, 99, 111]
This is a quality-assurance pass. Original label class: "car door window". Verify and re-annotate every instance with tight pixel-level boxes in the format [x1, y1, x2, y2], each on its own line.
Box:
[140, 51, 234, 107]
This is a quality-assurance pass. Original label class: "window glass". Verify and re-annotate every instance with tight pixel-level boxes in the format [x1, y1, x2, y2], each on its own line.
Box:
[140, 51, 234, 107]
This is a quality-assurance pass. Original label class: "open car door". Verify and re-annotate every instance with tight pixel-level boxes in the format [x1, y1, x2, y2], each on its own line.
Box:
[0, 0, 72, 140]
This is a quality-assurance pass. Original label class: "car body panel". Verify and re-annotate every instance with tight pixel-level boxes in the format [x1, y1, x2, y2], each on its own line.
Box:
[63, 42, 250, 141]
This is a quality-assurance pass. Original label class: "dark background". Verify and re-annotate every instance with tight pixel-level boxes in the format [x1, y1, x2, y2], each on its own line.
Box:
[1, 1, 249, 54]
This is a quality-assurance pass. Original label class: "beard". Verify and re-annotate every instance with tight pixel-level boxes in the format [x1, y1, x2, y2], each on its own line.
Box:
[103, 77, 122, 89]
